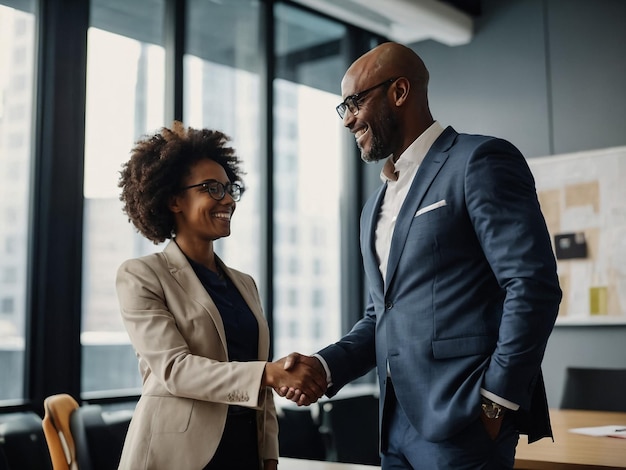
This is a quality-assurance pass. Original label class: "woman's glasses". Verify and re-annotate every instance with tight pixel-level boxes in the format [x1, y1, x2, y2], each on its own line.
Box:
[179, 180, 243, 202]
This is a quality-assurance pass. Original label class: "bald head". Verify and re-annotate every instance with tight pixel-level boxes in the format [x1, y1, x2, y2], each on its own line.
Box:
[340, 42, 434, 159]
[342, 42, 430, 96]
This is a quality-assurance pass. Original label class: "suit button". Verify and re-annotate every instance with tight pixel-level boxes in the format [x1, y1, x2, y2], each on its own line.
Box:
[385, 301, 393, 310]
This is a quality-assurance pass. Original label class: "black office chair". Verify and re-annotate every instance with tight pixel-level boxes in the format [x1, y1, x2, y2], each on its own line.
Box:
[0, 445, 10, 470]
[75, 404, 132, 470]
[0, 411, 52, 470]
[560, 367, 626, 412]
[319, 393, 381, 466]
[69, 405, 95, 470]
[277, 406, 327, 460]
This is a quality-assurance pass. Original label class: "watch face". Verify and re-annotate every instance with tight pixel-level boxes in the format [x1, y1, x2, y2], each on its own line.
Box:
[481, 402, 503, 419]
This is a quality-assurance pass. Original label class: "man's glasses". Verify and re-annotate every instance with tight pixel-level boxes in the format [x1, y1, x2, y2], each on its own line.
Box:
[335, 77, 398, 119]
[179, 180, 243, 202]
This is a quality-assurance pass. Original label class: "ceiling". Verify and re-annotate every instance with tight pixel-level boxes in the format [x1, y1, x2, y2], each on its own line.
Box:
[6, 0, 482, 93]
[289, 0, 481, 46]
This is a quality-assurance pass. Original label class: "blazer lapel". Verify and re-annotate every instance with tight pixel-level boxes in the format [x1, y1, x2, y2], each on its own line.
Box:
[218, 258, 270, 360]
[163, 241, 228, 353]
[384, 128, 456, 292]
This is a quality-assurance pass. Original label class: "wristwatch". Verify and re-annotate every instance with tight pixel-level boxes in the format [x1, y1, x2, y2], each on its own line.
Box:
[481, 397, 505, 419]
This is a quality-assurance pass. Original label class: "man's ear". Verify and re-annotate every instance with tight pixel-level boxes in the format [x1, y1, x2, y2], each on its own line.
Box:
[393, 77, 410, 107]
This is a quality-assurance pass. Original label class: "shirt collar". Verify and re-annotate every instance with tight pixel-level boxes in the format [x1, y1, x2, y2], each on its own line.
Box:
[381, 121, 445, 182]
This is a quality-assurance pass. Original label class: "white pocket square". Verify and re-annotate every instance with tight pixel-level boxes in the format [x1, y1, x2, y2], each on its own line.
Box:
[414, 199, 447, 217]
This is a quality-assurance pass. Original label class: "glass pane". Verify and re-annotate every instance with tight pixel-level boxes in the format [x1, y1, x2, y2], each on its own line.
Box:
[0, 1, 35, 402]
[184, 0, 262, 285]
[272, 4, 347, 359]
[82, 0, 165, 395]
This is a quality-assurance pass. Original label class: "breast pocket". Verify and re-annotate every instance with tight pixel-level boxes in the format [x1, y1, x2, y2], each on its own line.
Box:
[414, 199, 447, 217]
[406, 201, 450, 241]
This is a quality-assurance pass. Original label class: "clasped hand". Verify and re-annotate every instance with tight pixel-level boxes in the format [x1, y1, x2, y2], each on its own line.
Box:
[263, 353, 327, 406]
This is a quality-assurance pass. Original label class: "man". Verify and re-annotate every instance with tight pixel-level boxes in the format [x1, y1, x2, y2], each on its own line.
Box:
[279, 42, 562, 469]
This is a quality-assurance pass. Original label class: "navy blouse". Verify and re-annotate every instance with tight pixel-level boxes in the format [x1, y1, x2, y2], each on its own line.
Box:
[187, 257, 259, 362]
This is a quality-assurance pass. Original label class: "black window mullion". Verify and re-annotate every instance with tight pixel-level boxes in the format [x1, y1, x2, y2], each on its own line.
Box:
[260, 0, 275, 359]
[164, 0, 185, 123]
[27, 0, 90, 410]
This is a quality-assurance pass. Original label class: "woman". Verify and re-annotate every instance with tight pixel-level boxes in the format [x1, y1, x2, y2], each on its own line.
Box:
[116, 122, 325, 470]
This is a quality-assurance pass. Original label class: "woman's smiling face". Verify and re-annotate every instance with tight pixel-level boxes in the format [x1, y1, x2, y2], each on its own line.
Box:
[171, 158, 237, 242]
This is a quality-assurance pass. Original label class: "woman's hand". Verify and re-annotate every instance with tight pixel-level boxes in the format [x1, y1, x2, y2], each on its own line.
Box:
[264, 458, 278, 470]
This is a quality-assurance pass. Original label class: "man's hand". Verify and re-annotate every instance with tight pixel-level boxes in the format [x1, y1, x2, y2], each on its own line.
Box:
[262, 354, 327, 405]
[275, 352, 327, 406]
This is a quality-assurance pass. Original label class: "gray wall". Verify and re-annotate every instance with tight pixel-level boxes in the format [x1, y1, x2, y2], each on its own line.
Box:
[362, 0, 626, 407]
[413, 0, 626, 159]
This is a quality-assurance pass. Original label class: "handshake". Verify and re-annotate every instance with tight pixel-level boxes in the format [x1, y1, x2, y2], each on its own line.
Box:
[263, 353, 327, 406]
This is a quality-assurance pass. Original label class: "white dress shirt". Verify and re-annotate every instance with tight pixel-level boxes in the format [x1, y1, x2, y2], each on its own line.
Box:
[375, 121, 444, 286]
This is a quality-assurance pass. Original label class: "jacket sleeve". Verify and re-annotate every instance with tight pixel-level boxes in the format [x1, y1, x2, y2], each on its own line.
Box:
[464, 139, 562, 409]
[317, 294, 378, 397]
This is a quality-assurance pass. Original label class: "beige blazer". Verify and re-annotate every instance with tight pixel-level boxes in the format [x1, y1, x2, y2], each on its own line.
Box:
[116, 240, 278, 470]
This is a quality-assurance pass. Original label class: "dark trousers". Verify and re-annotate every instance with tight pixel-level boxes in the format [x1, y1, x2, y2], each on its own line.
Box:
[204, 407, 259, 470]
[381, 379, 519, 469]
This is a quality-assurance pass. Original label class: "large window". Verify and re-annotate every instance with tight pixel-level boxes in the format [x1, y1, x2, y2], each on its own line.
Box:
[0, 2, 35, 402]
[183, 0, 262, 284]
[81, 0, 166, 395]
[272, 4, 347, 358]
[79, 1, 351, 396]
[0, 0, 369, 406]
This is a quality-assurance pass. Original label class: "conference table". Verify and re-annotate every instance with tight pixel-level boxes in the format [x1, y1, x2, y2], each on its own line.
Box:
[514, 409, 626, 469]
[282, 409, 626, 469]
[281, 458, 377, 469]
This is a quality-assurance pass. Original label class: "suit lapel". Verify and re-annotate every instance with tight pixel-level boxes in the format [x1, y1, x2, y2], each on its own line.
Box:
[363, 184, 387, 295]
[384, 128, 456, 292]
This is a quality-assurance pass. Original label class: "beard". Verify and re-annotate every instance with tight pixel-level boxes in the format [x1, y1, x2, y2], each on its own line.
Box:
[358, 100, 397, 163]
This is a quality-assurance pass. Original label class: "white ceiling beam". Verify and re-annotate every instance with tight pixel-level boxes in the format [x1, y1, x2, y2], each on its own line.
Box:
[291, 0, 473, 47]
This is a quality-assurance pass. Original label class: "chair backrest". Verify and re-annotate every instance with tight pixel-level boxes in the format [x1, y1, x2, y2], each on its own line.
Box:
[42, 394, 80, 470]
[75, 404, 132, 470]
[0, 445, 10, 470]
[320, 393, 380, 466]
[560, 367, 626, 412]
[277, 406, 327, 460]
[70, 406, 96, 470]
[0, 411, 52, 469]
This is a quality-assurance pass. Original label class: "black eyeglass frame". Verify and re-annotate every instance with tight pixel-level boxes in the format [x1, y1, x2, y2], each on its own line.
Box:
[335, 77, 399, 119]
[179, 179, 243, 202]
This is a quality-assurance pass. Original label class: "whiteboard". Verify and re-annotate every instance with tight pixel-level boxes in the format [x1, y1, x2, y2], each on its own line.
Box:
[527, 146, 626, 325]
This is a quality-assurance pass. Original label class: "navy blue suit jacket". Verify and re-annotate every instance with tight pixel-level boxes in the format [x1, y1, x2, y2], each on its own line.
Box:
[318, 126, 561, 443]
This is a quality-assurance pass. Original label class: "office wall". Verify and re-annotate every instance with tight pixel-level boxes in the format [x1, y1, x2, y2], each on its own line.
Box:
[361, 0, 626, 407]
[412, 0, 626, 159]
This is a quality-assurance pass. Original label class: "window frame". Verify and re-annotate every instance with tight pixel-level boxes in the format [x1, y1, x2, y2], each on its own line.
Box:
[0, 0, 377, 412]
